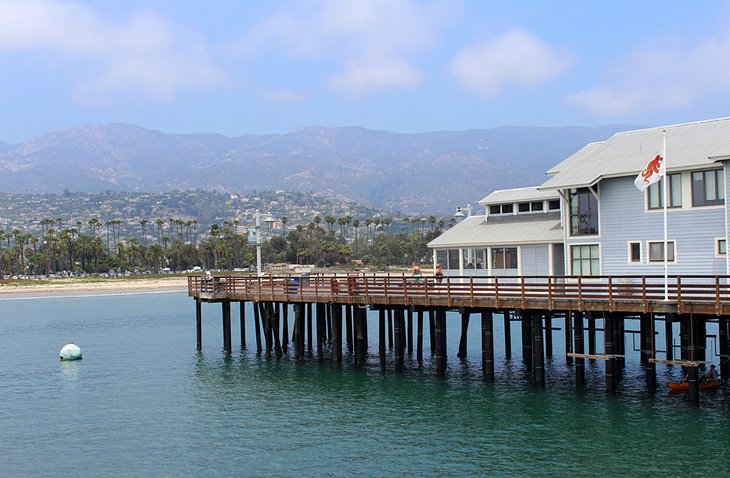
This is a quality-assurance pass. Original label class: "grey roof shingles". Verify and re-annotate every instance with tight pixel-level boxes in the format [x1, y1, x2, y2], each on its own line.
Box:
[428, 215, 563, 248]
[539, 117, 730, 190]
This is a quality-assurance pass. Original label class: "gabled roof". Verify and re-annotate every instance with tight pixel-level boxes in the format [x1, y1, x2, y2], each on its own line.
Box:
[427, 215, 563, 249]
[478, 186, 559, 205]
[540, 117, 730, 190]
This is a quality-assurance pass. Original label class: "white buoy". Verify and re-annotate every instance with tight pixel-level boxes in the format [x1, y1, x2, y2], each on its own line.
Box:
[59, 343, 82, 361]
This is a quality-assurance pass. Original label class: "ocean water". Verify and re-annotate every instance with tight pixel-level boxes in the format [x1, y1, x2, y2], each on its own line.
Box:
[1, 291, 729, 477]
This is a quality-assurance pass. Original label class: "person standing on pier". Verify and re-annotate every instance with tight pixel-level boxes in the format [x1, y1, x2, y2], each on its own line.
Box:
[412, 262, 422, 283]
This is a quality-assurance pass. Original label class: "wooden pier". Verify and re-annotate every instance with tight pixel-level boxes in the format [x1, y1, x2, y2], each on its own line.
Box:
[188, 273, 730, 403]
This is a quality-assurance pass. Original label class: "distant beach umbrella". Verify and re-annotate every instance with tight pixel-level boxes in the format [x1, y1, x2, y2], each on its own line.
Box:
[59, 343, 82, 361]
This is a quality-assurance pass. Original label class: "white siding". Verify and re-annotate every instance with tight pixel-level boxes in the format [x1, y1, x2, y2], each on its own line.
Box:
[520, 244, 550, 276]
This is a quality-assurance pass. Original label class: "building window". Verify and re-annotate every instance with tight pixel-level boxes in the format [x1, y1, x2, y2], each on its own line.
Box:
[692, 169, 725, 206]
[531, 201, 544, 211]
[628, 241, 641, 263]
[518, 202, 530, 212]
[648, 241, 676, 262]
[548, 199, 560, 210]
[492, 247, 518, 269]
[648, 173, 682, 209]
[501, 204, 514, 214]
[489, 205, 500, 215]
[718, 239, 726, 256]
[571, 244, 600, 276]
[569, 187, 599, 236]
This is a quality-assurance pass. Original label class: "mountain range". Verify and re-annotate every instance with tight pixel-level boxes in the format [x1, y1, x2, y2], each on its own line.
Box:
[0, 123, 637, 213]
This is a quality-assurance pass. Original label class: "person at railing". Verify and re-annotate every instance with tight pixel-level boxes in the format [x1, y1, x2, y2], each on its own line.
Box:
[434, 264, 444, 284]
[411, 262, 422, 285]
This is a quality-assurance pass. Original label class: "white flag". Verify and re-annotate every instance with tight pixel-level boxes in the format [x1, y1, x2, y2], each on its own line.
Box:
[634, 154, 665, 192]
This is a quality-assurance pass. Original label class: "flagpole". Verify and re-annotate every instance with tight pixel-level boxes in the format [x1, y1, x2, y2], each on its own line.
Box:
[663, 130, 668, 301]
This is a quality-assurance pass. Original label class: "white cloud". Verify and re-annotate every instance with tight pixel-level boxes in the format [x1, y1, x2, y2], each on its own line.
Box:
[236, 0, 452, 95]
[0, 0, 224, 102]
[450, 28, 571, 96]
[567, 34, 730, 116]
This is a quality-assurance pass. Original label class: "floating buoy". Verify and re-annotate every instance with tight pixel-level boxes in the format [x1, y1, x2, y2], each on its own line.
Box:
[59, 343, 82, 361]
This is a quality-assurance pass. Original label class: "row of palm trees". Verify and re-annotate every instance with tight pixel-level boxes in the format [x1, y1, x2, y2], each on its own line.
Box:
[0, 212, 449, 277]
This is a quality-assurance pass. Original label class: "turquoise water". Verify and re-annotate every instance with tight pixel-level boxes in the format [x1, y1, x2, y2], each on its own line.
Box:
[1, 292, 728, 477]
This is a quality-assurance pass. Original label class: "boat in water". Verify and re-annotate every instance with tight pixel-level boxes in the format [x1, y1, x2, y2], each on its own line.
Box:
[667, 380, 721, 392]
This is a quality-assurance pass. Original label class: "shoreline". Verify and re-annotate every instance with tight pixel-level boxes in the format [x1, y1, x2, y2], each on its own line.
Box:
[0, 276, 189, 298]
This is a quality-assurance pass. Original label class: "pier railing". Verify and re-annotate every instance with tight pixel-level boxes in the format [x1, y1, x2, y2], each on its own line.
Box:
[188, 273, 730, 315]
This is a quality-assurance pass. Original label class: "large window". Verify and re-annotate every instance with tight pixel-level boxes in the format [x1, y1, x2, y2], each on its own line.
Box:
[628, 241, 641, 263]
[648, 241, 676, 262]
[692, 169, 725, 206]
[491, 247, 518, 269]
[648, 173, 682, 209]
[569, 187, 599, 236]
[571, 244, 600, 276]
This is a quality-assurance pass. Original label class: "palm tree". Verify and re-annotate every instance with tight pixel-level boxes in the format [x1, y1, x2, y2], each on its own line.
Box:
[140, 219, 149, 247]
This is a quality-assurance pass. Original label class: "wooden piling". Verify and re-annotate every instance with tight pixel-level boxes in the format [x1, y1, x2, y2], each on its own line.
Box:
[574, 311, 585, 388]
[587, 312, 596, 358]
[604, 314, 616, 395]
[282, 304, 289, 352]
[503, 312, 512, 359]
[429, 310, 435, 355]
[545, 314, 553, 357]
[482, 310, 494, 382]
[522, 313, 533, 371]
[407, 306, 414, 354]
[639, 314, 649, 365]
[720, 316, 729, 380]
[196, 299, 202, 351]
[458, 307, 470, 359]
[294, 303, 305, 361]
[261, 302, 272, 356]
[688, 365, 700, 404]
[379, 308, 386, 368]
[239, 301, 246, 349]
[564, 311, 573, 366]
[253, 302, 262, 354]
[417, 309, 424, 363]
[332, 304, 342, 366]
[664, 314, 673, 361]
[316, 302, 325, 362]
[272, 303, 282, 358]
[388, 308, 394, 350]
[532, 312, 545, 387]
[222, 301, 232, 354]
[435, 309, 447, 377]
[646, 313, 656, 392]
[346, 305, 353, 354]
[307, 303, 313, 353]
[394, 307, 404, 373]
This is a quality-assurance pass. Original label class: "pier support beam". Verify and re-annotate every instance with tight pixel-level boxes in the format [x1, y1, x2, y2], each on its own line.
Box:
[522, 313, 533, 371]
[564, 311, 573, 366]
[394, 307, 404, 373]
[388, 308, 394, 351]
[503, 312, 512, 359]
[379, 308, 386, 368]
[417, 309, 424, 363]
[272, 303, 282, 358]
[435, 309, 447, 377]
[307, 303, 313, 354]
[222, 301, 232, 354]
[253, 302, 262, 354]
[282, 304, 289, 353]
[239, 301, 246, 349]
[458, 308, 470, 359]
[332, 304, 342, 366]
[720, 316, 729, 381]
[429, 310, 435, 355]
[574, 311, 585, 388]
[261, 302, 272, 356]
[664, 314, 673, 361]
[587, 312, 596, 359]
[688, 365, 700, 404]
[545, 314, 553, 357]
[294, 303, 305, 361]
[316, 303, 325, 362]
[346, 305, 353, 354]
[196, 299, 202, 351]
[532, 312, 545, 387]
[605, 314, 617, 395]
[482, 310, 494, 382]
[407, 306, 414, 355]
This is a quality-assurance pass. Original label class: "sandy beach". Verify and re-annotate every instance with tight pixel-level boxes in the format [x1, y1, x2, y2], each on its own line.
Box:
[0, 276, 189, 298]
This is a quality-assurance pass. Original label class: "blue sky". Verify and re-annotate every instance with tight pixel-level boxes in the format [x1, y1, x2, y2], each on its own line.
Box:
[2, 0, 730, 143]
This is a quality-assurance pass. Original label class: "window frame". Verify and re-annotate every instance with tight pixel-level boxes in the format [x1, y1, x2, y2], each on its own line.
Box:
[570, 243, 601, 276]
[628, 241, 642, 264]
[647, 173, 682, 209]
[491, 247, 518, 270]
[716, 238, 727, 257]
[647, 240, 676, 263]
[691, 169, 725, 207]
[569, 187, 599, 237]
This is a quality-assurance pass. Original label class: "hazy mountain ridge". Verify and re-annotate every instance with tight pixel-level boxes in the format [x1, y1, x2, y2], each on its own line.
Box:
[0, 123, 637, 213]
